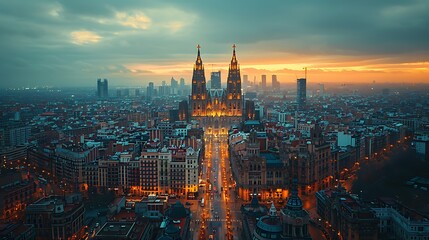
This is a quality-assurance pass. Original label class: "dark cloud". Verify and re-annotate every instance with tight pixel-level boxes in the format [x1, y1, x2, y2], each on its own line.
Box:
[0, 0, 428, 87]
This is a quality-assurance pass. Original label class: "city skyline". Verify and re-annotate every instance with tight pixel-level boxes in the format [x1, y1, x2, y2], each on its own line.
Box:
[1, 0, 428, 88]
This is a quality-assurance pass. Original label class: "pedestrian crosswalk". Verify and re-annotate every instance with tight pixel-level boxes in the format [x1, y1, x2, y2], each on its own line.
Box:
[205, 218, 241, 222]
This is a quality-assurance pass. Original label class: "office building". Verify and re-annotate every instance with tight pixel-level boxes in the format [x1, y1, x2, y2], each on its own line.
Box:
[97, 79, 108, 99]
[210, 71, 221, 89]
[296, 78, 306, 109]
[147, 82, 155, 100]
[261, 75, 267, 90]
[179, 78, 185, 95]
[272, 75, 280, 90]
[243, 74, 249, 88]
[170, 77, 178, 95]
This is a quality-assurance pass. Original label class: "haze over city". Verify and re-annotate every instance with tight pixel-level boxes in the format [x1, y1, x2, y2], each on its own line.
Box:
[1, 0, 428, 88]
[1, 1, 429, 240]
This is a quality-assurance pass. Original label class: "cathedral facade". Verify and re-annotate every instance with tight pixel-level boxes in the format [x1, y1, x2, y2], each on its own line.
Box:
[189, 45, 243, 134]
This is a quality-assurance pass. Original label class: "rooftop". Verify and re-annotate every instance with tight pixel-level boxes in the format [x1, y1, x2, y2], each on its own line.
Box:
[95, 222, 135, 238]
[378, 198, 429, 222]
[260, 153, 282, 167]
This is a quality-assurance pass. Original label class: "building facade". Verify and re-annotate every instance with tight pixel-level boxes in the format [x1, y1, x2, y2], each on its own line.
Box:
[97, 79, 108, 99]
[372, 198, 429, 240]
[190, 45, 243, 134]
[296, 78, 306, 109]
[272, 75, 280, 90]
[210, 71, 221, 89]
[0, 170, 36, 220]
[250, 182, 312, 240]
[25, 195, 84, 240]
[230, 130, 289, 201]
[316, 185, 379, 240]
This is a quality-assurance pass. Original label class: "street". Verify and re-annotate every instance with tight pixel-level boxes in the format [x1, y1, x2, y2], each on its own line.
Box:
[197, 134, 239, 240]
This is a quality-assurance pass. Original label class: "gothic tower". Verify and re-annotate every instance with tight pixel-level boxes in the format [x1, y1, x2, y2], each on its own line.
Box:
[226, 44, 242, 117]
[191, 45, 208, 116]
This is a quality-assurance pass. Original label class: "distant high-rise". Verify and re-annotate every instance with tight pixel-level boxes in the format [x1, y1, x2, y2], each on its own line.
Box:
[97, 79, 108, 99]
[159, 81, 170, 96]
[243, 74, 249, 88]
[179, 78, 185, 95]
[271, 75, 280, 90]
[210, 71, 221, 89]
[171, 77, 178, 95]
[146, 82, 154, 100]
[297, 78, 306, 109]
[261, 75, 267, 90]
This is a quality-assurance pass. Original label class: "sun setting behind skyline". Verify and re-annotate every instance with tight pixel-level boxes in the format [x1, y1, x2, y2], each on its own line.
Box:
[0, 1, 428, 87]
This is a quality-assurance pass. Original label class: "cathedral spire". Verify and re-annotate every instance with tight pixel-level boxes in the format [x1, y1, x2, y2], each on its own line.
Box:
[230, 44, 238, 69]
[195, 44, 203, 70]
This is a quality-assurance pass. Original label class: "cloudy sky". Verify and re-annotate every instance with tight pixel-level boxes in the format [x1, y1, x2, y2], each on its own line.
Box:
[0, 0, 428, 88]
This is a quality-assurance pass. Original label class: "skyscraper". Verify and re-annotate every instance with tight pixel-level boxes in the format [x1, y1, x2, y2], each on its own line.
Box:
[243, 74, 249, 88]
[171, 77, 178, 95]
[210, 71, 221, 89]
[146, 82, 154, 100]
[297, 78, 306, 109]
[261, 75, 267, 90]
[271, 74, 280, 90]
[179, 78, 185, 95]
[97, 79, 108, 99]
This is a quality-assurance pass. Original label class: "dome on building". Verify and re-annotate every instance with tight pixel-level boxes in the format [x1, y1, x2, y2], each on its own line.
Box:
[285, 179, 303, 211]
[280, 179, 312, 239]
[285, 189, 303, 211]
[253, 203, 282, 240]
[242, 195, 268, 219]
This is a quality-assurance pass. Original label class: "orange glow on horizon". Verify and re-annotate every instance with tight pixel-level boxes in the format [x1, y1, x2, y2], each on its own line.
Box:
[123, 59, 429, 84]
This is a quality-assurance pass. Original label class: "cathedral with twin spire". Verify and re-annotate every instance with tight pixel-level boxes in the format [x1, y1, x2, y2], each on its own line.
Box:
[189, 45, 243, 134]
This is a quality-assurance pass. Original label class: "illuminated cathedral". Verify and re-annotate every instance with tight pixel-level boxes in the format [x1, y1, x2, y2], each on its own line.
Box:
[190, 45, 243, 134]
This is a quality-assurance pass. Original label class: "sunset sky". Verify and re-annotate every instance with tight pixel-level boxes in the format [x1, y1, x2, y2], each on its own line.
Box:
[0, 0, 428, 88]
